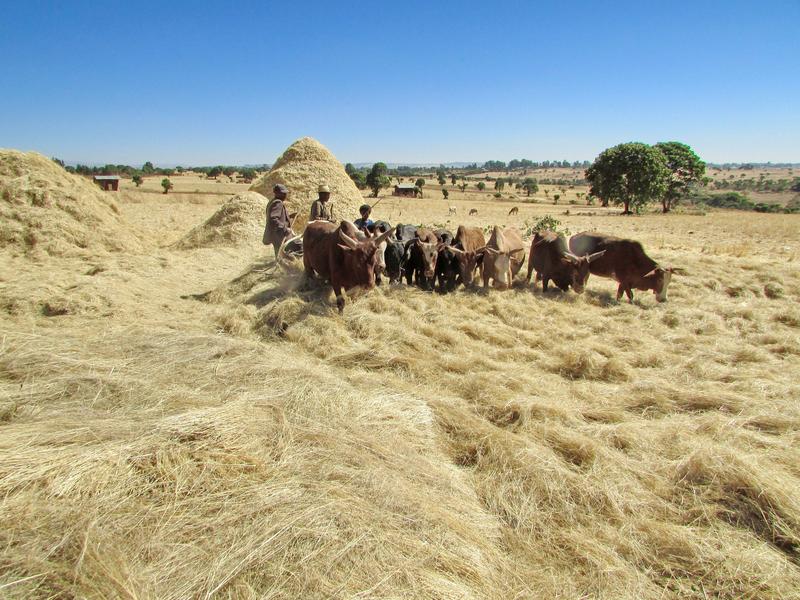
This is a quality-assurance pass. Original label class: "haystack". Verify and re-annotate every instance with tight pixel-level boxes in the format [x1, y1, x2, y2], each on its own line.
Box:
[250, 137, 364, 228]
[174, 191, 268, 249]
[0, 149, 142, 257]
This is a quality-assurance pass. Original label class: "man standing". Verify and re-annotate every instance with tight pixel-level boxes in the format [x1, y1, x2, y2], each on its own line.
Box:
[263, 184, 291, 256]
[310, 184, 335, 222]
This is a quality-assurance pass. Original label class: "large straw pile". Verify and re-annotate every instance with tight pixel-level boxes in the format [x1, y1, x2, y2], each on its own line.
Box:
[0, 150, 142, 257]
[174, 191, 268, 249]
[250, 137, 364, 228]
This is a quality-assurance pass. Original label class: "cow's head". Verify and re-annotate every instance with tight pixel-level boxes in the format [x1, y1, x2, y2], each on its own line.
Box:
[561, 251, 606, 293]
[643, 266, 682, 302]
[448, 245, 483, 287]
[484, 246, 519, 289]
[415, 239, 440, 279]
[337, 228, 394, 287]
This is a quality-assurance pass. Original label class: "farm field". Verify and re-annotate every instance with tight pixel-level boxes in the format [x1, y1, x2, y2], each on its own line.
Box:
[2, 158, 800, 599]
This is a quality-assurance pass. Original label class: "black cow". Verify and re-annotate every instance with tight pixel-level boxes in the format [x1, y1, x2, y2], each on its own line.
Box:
[433, 229, 458, 293]
[395, 223, 419, 243]
[384, 240, 406, 283]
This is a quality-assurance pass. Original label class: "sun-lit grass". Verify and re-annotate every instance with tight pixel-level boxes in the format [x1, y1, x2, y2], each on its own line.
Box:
[1, 184, 799, 598]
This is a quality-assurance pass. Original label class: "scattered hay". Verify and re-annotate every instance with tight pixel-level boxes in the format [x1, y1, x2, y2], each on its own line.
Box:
[173, 191, 268, 249]
[250, 137, 365, 229]
[0, 149, 142, 257]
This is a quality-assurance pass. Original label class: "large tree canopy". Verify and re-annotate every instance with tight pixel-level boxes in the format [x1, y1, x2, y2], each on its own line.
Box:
[655, 142, 706, 213]
[586, 143, 670, 214]
[366, 162, 390, 198]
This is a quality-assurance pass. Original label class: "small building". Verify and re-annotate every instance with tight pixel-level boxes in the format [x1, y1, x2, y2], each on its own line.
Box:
[393, 183, 417, 197]
[93, 175, 120, 191]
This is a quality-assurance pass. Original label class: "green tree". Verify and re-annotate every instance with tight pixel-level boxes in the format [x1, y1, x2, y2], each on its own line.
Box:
[132, 175, 143, 187]
[476, 181, 486, 191]
[494, 178, 505, 191]
[208, 166, 222, 179]
[451, 174, 457, 185]
[366, 162, 390, 198]
[345, 163, 357, 176]
[142, 161, 155, 174]
[415, 177, 425, 189]
[438, 174, 446, 185]
[654, 142, 706, 213]
[222, 166, 235, 178]
[459, 183, 467, 193]
[586, 142, 670, 214]
[442, 188, 449, 199]
[553, 193, 560, 205]
[161, 178, 173, 194]
[350, 172, 367, 189]
[522, 178, 538, 196]
[239, 168, 256, 183]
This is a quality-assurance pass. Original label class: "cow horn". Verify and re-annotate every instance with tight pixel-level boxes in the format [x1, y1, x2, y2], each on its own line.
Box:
[338, 230, 359, 249]
[485, 247, 499, 255]
[643, 268, 658, 278]
[587, 250, 606, 263]
[563, 253, 580, 265]
[449, 246, 465, 255]
[668, 266, 686, 275]
[375, 228, 394, 245]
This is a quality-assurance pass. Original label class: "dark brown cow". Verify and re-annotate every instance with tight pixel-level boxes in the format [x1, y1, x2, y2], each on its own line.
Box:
[569, 232, 680, 302]
[447, 225, 486, 287]
[469, 208, 478, 216]
[508, 206, 519, 216]
[482, 226, 525, 289]
[404, 228, 441, 290]
[526, 231, 605, 293]
[303, 221, 393, 312]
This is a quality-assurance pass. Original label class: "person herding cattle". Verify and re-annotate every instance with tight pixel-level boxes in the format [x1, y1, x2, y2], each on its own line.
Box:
[310, 184, 336, 222]
[262, 183, 292, 256]
[353, 204, 374, 233]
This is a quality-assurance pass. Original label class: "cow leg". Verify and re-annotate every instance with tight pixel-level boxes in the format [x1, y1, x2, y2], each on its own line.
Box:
[405, 267, 413, 286]
[482, 269, 490, 289]
[334, 285, 346, 313]
[542, 277, 549, 292]
[626, 287, 634, 303]
[616, 283, 624, 302]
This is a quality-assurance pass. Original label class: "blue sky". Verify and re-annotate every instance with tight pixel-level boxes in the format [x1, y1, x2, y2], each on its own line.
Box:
[1, 1, 797, 166]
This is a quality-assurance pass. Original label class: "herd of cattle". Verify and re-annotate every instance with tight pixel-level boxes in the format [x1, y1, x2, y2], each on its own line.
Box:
[293, 219, 680, 313]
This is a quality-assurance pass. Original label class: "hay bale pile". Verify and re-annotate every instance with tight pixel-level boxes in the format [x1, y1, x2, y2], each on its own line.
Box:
[0, 149, 142, 257]
[250, 137, 364, 228]
[174, 191, 268, 249]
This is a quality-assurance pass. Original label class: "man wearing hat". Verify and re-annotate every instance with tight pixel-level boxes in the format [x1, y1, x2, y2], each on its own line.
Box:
[263, 183, 292, 256]
[310, 184, 336, 222]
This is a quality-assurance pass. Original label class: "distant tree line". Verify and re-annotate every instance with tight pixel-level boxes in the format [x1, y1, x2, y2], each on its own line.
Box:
[483, 159, 591, 171]
[52, 157, 267, 183]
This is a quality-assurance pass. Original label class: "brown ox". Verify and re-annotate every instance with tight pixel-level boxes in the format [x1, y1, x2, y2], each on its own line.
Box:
[345, 220, 388, 285]
[508, 206, 519, 216]
[303, 221, 393, 312]
[482, 226, 525, 289]
[526, 231, 605, 293]
[469, 208, 478, 216]
[568, 232, 681, 303]
[447, 225, 486, 287]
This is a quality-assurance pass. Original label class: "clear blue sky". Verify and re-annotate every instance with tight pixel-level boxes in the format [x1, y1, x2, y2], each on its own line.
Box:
[1, 0, 797, 166]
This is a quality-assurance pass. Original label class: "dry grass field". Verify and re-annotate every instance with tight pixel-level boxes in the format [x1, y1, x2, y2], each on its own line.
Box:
[2, 164, 800, 598]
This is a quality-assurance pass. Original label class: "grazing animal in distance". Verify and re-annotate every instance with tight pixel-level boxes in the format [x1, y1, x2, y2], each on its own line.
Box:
[404, 228, 441, 290]
[482, 226, 525, 289]
[526, 230, 605, 293]
[469, 208, 478, 216]
[303, 221, 393, 313]
[448, 206, 457, 216]
[508, 206, 519, 216]
[569, 232, 681, 303]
